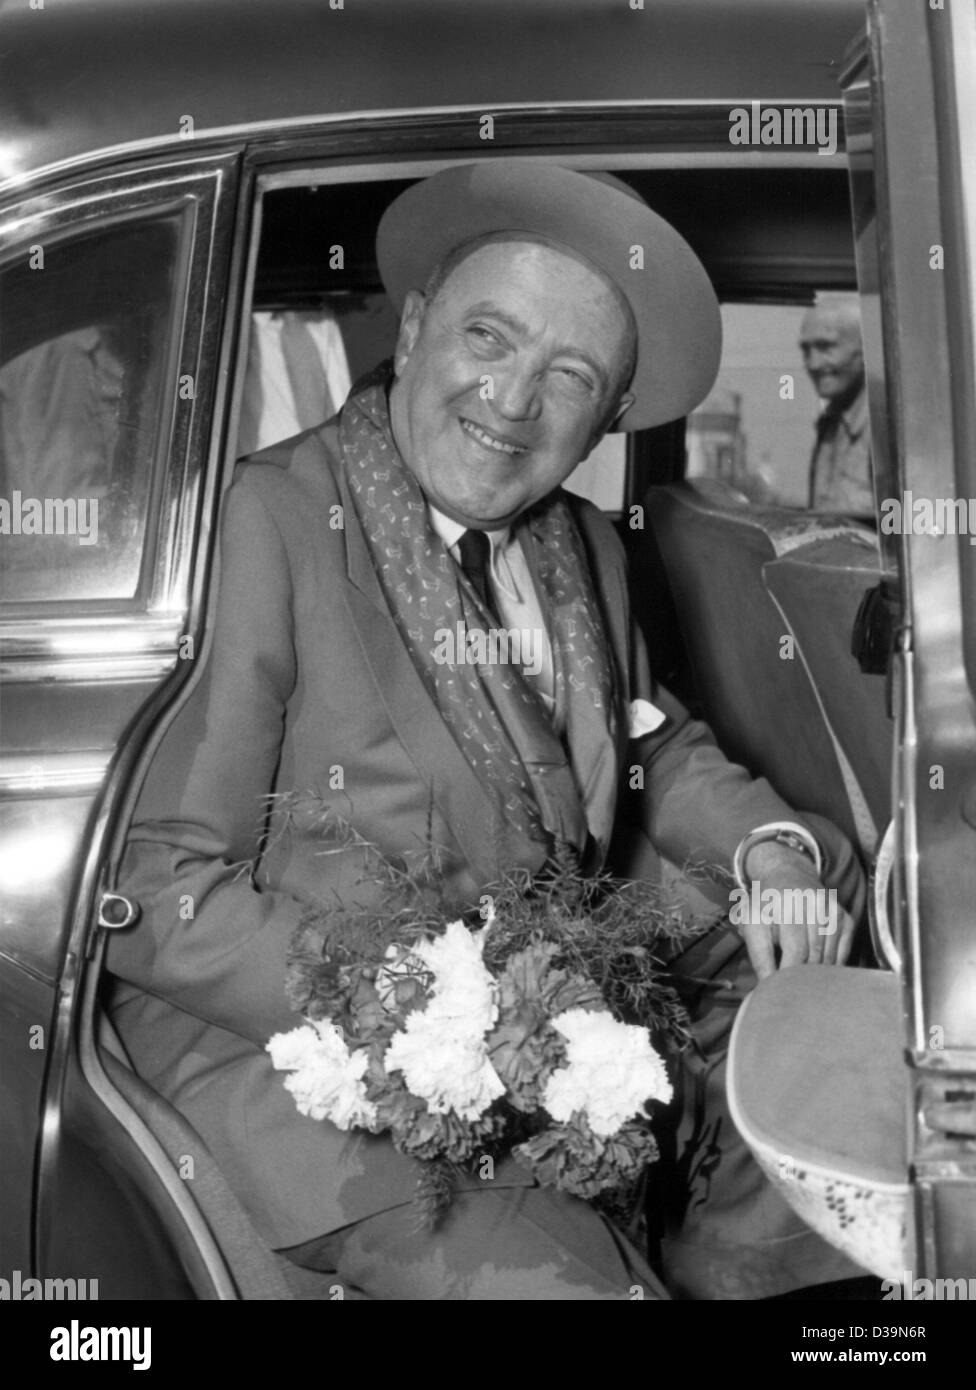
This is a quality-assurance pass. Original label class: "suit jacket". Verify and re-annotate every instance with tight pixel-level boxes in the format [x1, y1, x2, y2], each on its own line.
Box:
[106, 417, 860, 1248]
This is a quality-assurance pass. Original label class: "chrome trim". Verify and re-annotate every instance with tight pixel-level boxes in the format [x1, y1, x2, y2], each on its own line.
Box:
[75, 935, 239, 1298]
[258, 149, 848, 193]
[868, 819, 903, 974]
[0, 159, 223, 249]
[945, 1, 976, 439]
[0, 615, 185, 682]
[893, 637, 924, 1053]
[0, 613, 185, 654]
[0, 752, 111, 797]
[0, 98, 847, 201]
[0, 655, 179, 685]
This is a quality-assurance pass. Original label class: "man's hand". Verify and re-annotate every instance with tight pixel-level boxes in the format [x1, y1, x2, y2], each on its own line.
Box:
[737, 841, 855, 980]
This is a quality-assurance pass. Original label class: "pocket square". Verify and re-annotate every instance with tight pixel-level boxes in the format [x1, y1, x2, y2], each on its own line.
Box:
[628, 698, 667, 739]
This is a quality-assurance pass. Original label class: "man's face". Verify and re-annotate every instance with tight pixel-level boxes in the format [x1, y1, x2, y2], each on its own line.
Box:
[388, 240, 635, 529]
[799, 307, 865, 405]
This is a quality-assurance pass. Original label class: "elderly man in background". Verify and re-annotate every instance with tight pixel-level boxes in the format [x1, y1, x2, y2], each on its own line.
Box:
[108, 162, 866, 1300]
[800, 294, 873, 517]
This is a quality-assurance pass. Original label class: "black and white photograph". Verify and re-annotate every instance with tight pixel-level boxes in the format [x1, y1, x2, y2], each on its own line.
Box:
[0, 0, 973, 1356]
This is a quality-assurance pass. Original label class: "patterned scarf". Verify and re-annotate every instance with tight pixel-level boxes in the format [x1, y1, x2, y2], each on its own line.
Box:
[340, 362, 621, 873]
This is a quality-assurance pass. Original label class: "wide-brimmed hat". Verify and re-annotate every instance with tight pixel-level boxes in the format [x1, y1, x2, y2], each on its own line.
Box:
[375, 160, 722, 431]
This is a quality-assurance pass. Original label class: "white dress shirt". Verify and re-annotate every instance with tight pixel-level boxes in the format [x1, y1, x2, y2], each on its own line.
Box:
[427, 503, 559, 725]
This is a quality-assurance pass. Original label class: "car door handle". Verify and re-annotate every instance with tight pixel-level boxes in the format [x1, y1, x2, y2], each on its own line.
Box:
[97, 892, 140, 930]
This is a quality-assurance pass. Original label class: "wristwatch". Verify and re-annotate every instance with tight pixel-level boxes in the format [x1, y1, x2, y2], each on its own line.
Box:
[732, 821, 824, 894]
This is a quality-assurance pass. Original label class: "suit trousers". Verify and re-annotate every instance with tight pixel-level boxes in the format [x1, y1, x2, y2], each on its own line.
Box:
[279, 1185, 669, 1301]
[651, 924, 867, 1299]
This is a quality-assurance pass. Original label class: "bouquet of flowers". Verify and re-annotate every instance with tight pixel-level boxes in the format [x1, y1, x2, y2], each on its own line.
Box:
[266, 805, 711, 1226]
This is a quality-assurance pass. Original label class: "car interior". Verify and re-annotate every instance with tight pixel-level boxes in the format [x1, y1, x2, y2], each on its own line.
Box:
[16, 157, 897, 1298]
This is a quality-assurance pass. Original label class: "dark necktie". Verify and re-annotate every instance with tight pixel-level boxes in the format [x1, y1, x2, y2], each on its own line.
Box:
[457, 528, 498, 621]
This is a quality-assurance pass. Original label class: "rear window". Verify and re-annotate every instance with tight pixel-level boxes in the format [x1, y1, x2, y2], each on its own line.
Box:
[0, 213, 183, 604]
[686, 301, 826, 508]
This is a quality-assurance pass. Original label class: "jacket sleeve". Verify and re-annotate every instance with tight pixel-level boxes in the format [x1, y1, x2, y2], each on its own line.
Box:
[570, 493, 863, 913]
[106, 470, 325, 1046]
[626, 616, 865, 917]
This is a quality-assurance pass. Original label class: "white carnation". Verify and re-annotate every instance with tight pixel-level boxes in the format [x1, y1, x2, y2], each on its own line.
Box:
[409, 919, 499, 1034]
[542, 1008, 672, 1137]
[267, 1020, 376, 1129]
[383, 919, 503, 1119]
[385, 1014, 505, 1119]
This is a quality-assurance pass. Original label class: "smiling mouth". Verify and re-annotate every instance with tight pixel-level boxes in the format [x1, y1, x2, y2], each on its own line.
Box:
[460, 418, 528, 457]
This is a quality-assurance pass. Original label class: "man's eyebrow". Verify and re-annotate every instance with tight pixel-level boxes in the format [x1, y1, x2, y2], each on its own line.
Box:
[462, 302, 610, 386]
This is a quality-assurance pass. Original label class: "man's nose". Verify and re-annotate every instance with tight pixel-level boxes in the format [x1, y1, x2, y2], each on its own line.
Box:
[491, 364, 543, 421]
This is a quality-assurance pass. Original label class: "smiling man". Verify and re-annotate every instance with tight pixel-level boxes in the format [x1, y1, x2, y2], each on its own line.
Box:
[107, 162, 867, 1301]
[388, 233, 636, 528]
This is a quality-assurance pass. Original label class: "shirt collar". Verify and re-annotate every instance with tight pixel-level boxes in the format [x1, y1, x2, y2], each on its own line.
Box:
[427, 503, 524, 604]
[427, 502, 510, 555]
[821, 384, 868, 440]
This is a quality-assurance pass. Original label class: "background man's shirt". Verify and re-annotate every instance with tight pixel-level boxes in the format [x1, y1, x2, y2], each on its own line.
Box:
[808, 385, 873, 516]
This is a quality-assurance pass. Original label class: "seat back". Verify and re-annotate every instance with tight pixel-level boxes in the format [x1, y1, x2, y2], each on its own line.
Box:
[645, 480, 888, 852]
[763, 536, 891, 836]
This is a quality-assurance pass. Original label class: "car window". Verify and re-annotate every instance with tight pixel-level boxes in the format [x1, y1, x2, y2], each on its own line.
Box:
[0, 213, 184, 604]
[686, 302, 828, 509]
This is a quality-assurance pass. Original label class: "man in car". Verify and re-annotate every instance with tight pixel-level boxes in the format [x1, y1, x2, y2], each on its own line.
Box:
[800, 294, 873, 517]
[107, 161, 866, 1300]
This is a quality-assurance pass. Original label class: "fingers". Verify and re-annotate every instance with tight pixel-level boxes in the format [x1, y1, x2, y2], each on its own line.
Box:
[779, 918, 811, 968]
[819, 899, 838, 964]
[737, 886, 855, 977]
[835, 908, 856, 966]
[742, 920, 777, 979]
[817, 899, 854, 966]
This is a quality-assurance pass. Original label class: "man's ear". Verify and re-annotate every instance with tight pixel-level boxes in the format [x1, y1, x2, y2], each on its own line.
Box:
[609, 392, 636, 431]
[580, 393, 636, 460]
[392, 290, 427, 377]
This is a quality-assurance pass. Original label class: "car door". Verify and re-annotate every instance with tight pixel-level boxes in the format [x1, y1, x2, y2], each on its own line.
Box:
[841, 0, 976, 1277]
[0, 151, 241, 1296]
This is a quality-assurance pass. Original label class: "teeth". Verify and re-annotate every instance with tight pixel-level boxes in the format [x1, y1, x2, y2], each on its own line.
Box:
[462, 420, 524, 455]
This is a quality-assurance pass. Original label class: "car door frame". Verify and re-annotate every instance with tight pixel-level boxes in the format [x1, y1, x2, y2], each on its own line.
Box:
[844, 0, 976, 1279]
[14, 149, 247, 1297]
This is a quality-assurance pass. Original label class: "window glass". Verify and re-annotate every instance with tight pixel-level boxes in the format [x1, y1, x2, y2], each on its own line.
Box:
[686, 302, 825, 508]
[562, 432, 626, 513]
[0, 214, 182, 603]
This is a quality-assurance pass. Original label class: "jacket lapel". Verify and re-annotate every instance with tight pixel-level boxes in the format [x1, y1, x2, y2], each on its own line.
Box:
[521, 500, 628, 864]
